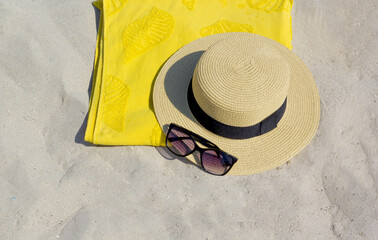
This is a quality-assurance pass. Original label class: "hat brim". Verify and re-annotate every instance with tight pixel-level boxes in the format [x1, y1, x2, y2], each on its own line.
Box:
[153, 33, 320, 175]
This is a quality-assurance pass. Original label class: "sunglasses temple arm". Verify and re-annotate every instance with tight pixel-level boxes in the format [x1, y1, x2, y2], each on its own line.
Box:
[186, 132, 220, 149]
[167, 136, 192, 142]
[169, 124, 220, 149]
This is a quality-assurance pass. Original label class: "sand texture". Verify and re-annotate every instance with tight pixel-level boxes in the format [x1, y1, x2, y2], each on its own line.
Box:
[0, 0, 377, 239]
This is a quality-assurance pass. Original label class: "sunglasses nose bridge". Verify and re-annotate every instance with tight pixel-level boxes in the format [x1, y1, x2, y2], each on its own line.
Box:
[192, 138, 214, 151]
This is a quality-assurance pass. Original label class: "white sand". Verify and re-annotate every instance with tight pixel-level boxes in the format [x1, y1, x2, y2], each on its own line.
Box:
[0, 0, 377, 239]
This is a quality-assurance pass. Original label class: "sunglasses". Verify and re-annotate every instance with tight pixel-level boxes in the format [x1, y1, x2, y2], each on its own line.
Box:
[165, 123, 238, 176]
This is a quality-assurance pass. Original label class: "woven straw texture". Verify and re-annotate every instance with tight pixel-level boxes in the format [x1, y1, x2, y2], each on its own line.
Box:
[153, 33, 320, 175]
[192, 36, 290, 126]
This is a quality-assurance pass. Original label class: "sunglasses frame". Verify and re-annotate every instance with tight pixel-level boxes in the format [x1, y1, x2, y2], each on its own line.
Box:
[165, 123, 238, 176]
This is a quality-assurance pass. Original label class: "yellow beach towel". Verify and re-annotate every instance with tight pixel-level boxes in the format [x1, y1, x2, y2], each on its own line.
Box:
[85, 0, 293, 146]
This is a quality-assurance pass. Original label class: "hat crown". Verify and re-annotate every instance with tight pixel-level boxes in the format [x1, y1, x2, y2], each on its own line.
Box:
[192, 35, 290, 127]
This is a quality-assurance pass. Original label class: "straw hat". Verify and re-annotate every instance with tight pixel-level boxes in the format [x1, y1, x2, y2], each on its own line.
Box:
[153, 33, 320, 175]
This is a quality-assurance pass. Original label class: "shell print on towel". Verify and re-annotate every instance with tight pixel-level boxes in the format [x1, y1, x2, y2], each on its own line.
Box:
[200, 20, 254, 37]
[181, 0, 196, 11]
[101, 75, 130, 132]
[107, 0, 128, 16]
[122, 7, 174, 62]
[246, 0, 292, 13]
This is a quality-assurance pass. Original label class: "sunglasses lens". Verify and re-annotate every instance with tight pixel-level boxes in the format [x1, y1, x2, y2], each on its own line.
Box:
[202, 150, 231, 175]
[166, 126, 195, 156]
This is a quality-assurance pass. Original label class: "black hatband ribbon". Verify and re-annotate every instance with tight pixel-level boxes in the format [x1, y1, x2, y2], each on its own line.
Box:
[187, 80, 287, 139]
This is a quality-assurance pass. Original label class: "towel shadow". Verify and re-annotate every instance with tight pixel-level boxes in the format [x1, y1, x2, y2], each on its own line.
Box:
[93, 3, 101, 34]
[75, 4, 101, 146]
[75, 113, 95, 146]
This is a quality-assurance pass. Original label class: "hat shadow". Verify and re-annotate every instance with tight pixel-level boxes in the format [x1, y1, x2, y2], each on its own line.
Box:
[163, 51, 205, 123]
[154, 51, 207, 171]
